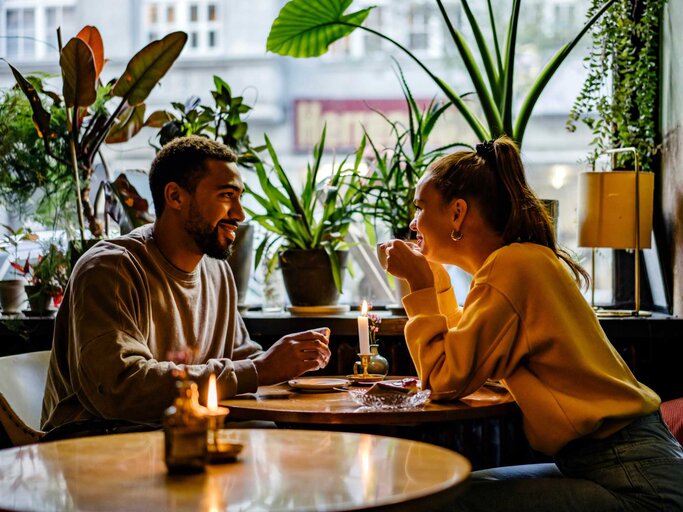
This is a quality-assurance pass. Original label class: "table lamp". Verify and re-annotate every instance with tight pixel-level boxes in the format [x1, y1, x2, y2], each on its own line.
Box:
[577, 147, 654, 317]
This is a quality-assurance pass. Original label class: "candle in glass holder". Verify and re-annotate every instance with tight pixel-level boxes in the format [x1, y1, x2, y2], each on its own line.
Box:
[205, 373, 240, 464]
[358, 300, 370, 355]
[206, 373, 228, 445]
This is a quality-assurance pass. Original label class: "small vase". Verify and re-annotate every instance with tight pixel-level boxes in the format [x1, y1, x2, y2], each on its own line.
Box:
[353, 344, 389, 376]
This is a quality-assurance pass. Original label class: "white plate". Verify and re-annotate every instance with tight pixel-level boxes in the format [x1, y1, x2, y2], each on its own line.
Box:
[288, 377, 351, 391]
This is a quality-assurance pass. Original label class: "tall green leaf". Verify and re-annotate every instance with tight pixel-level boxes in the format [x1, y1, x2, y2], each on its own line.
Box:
[514, 0, 617, 142]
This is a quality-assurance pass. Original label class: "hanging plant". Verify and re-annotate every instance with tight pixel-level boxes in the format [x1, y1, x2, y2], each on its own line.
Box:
[568, 0, 667, 171]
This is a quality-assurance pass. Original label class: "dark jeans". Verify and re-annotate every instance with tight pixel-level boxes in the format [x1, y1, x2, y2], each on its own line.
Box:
[453, 411, 683, 511]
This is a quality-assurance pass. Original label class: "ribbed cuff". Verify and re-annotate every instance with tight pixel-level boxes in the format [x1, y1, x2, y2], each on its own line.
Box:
[402, 287, 440, 317]
[233, 359, 259, 394]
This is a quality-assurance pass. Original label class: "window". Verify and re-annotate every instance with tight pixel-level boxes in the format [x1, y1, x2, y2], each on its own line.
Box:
[363, 7, 384, 54]
[208, 4, 217, 22]
[408, 5, 430, 51]
[148, 4, 158, 24]
[166, 6, 175, 23]
[190, 4, 198, 22]
[44, 6, 76, 52]
[4, 8, 36, 60]
[208, 30, 217, 48]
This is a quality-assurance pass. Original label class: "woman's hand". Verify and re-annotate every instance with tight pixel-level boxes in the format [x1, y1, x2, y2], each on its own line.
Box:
[380, 240, 434, 292]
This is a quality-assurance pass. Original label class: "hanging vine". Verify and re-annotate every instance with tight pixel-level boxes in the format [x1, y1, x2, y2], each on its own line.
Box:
[567, 0, 667, 172]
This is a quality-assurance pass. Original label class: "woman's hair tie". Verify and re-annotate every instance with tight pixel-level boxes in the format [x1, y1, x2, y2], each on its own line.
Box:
[475, 139, 495, 157]
[475, 139, 497, 170]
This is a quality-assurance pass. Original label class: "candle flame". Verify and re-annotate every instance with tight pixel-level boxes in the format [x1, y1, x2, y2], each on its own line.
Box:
[361, 300, 368, 316]
[207, 373, 218, 412]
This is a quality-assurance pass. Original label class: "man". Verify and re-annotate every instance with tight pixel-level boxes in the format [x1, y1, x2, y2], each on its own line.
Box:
[42, 136, 331, 432]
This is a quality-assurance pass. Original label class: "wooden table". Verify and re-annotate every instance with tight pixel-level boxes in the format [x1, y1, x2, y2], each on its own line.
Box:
[0, 429, 471, 512]
[220, 381, 517, 425]
[221, 382, 521, 470]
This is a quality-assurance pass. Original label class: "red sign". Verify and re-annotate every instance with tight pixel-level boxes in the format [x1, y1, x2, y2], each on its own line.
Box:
[294, 98, 469, 153]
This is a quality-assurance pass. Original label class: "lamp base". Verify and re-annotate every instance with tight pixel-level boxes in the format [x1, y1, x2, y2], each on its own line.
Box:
[593, 307, 652, 318]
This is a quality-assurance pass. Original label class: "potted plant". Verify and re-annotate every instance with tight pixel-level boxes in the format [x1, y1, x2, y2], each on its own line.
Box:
[362, 71, 469, 242]
[0, 82, 76, 234]
[267, 0, 617, 146]
[4, 26, 187, 244]
[568, 0, 665, 173]
[152, 75, 264, 307]
[24, 244, 69, 315]
[246, 128, 365, 306]
[0, 225, 37, 315]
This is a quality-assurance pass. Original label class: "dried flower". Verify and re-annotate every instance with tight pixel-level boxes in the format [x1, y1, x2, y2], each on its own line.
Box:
[367, 311, 382, 345]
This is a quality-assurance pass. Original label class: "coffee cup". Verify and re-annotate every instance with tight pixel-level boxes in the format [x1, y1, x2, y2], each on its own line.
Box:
[376, 243, 388, 270]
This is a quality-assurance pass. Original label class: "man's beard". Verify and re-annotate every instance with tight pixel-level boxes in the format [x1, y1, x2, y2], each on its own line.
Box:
[184, 200, 234, 260]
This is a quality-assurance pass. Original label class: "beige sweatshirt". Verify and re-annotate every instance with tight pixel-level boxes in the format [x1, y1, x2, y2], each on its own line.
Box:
[42, 224, 261, 431]
[403, 243, 660, 455]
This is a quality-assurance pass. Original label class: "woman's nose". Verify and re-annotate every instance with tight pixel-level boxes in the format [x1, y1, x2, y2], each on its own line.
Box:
[409, 217, 417, 231]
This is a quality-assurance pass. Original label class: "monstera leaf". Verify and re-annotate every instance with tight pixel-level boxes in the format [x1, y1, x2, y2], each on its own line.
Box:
[267, 0, 371, 57]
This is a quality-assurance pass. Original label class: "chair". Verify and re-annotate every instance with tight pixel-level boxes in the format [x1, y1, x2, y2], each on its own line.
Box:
[661, 398, 683, 445]
[0, 350, 50, 447]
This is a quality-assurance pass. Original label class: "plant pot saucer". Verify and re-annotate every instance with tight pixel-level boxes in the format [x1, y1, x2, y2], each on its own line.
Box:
[22, 309, 57, 318]
[287, 305, 350, 316]
[387, 304, 406, 316]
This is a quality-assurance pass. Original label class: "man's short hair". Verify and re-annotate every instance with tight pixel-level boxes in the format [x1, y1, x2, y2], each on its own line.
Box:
[149, 136, 237, 216]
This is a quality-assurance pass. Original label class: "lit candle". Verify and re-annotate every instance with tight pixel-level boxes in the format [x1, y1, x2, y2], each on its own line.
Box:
[358, 300, 370, 355]
[207, 373, 218, 413]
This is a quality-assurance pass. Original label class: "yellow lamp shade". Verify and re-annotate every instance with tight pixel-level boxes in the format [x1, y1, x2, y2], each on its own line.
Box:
[577, 171, 654, 249]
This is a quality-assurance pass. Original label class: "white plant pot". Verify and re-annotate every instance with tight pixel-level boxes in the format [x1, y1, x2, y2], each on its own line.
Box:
[0, 279, 28, 315]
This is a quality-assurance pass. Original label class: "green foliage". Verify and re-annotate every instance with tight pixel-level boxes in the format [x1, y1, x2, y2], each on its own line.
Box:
[0, 82, 77, 232]
[29, 243, 69, 297]
[4, 27, 187, 239]
[245, 128, 365, 291]
[568, 0, 666, 172]
[154, 75, 262, 167]
[361, 70, 469, 239]
[267, 0, 616, 146]
[0, 225, 38, 273]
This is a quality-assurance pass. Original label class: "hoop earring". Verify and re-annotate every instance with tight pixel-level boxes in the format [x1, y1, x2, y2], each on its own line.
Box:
[450, 229, 463, 242]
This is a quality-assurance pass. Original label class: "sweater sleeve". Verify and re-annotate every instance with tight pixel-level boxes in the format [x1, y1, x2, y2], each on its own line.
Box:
[432, 263, 462, 328]
[402, 281, 522, 398]
[71, 253, 254, 423]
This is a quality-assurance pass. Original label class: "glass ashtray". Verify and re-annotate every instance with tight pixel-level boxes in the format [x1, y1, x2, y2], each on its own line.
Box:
[347, 388, 431, 410]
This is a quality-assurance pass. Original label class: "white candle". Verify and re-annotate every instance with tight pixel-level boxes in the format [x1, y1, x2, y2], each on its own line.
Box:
[358, 300, 370, 355]
[207, 373, 218, 413]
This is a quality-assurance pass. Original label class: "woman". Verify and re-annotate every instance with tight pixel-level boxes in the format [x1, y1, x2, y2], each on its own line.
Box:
[380, 137, 683, 511]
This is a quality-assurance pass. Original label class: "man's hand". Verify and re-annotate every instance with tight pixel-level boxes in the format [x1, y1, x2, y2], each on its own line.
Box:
[253, 328, 332, 386]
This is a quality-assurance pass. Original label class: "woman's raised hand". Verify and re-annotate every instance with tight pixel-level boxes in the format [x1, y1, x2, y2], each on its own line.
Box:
[381, 240, 434, 292]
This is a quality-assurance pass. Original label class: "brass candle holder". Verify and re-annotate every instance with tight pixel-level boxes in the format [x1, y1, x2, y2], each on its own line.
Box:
[358, 353, 371, 378]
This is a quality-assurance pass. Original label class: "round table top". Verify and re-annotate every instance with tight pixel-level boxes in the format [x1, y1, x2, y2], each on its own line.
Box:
[0, 429, 471, 512]
[220, 381, 517, 425]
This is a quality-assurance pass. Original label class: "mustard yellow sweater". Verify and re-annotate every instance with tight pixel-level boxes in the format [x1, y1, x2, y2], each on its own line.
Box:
[402, 243, 660, 455]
